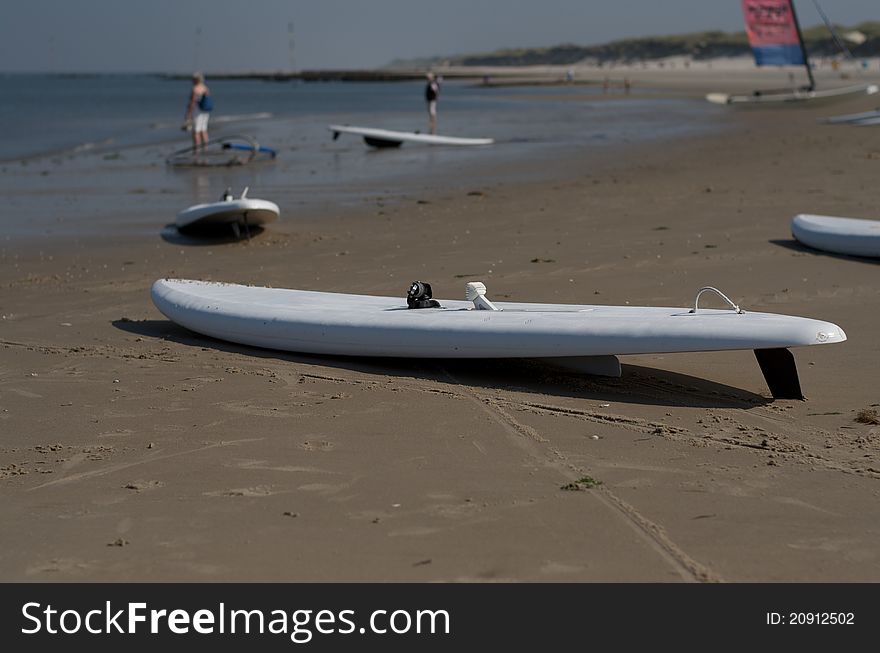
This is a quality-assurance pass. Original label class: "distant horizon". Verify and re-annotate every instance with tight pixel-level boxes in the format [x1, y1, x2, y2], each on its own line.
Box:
[1, 0, 876, 74]
[3, 28, 877, 76]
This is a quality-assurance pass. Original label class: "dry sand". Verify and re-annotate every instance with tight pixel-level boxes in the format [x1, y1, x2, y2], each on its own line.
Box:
[2, 76, 880, 582]
[447, 56, 880, 93]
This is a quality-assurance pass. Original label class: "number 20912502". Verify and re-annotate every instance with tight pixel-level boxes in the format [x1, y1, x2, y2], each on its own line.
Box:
[767, 612, 854, 625]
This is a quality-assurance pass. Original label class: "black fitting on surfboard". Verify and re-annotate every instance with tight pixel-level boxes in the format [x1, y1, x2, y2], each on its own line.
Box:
[407, 281, 441, 309]
[364, 136, 402, 148]
[754, 348, 804, 400]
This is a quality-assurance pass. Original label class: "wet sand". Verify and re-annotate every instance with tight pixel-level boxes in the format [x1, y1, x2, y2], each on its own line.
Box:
[2, 77, 880, 581]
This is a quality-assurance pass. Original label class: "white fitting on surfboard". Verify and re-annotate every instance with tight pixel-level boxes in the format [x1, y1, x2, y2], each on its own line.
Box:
[466, 282, 500, 311]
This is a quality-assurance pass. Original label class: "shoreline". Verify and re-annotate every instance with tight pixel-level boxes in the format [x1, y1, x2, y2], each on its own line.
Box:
[0, 78, 724, 244]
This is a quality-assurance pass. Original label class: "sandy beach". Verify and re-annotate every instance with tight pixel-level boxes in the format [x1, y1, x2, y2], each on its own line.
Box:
[2, 67, 880, 582]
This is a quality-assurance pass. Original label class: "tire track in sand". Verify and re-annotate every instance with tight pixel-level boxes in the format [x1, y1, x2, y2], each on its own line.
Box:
[28, 438, 264, 491]
[441, 368, 722, 583]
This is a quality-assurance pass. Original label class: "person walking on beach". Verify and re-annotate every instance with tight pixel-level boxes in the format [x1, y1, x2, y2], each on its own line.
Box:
[425, 72, 440, 134]
[184, 72, 213, 149]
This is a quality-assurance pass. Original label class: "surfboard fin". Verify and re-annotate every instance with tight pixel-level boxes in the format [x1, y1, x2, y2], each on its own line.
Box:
[540, 355, 622, 377]
[363, 136, 402, 148]
[332, 131, 340, 140]
[754, 348, 804, 400]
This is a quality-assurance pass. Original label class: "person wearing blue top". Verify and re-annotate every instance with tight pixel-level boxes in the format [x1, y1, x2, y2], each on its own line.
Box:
[425, 72, 440, 134]
[184, 72, 213, 149]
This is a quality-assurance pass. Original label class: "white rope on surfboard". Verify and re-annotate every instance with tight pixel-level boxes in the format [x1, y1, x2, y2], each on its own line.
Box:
[689, 287, 744, 314]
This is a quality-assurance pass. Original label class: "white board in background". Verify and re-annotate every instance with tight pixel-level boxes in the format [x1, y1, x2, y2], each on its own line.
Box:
[820, 108, 880, 124]
[791, 214, 880, 258]
[176, 198, 279, 231]
[328, 124, 493, 147]
[707, 83, 878, 106]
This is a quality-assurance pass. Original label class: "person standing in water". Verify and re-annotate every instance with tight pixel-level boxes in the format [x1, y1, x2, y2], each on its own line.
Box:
[184, 72, 213, 149]
[425, 72, 440, 134]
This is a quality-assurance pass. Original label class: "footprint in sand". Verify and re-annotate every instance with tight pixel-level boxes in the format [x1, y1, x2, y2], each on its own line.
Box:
[205, 485, 276, 497]
[221, 401, 300, 418]
[299, 440, 336, 452]
[98, 428, 134, 438]
[387, 526, 443, 537]
[26, 558, 92, 576]
[296, 482, 350, 496]
[7, 388, 44, 399]
[236, 460, 334, 474]
[787, 537, 859, 553]
[540, 561, 587, 575]
[122, 479, 165, 492]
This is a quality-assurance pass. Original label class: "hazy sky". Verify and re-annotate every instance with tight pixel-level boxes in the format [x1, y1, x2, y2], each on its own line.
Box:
[1, 0, 876, 72]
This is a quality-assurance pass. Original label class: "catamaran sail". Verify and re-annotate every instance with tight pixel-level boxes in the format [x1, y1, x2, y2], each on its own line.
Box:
[741, 0, 814, 87]
[707, 0, 878, 105]
[743, 1, 806, 65]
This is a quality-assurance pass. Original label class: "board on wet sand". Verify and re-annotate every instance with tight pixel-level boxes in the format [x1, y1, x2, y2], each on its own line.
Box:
[707, 83, 879, 106]
[820, 108, 880, 125]
[329, 125, 493, 148]
[176, 188, 279, 237]
[166, 135, 277, 167]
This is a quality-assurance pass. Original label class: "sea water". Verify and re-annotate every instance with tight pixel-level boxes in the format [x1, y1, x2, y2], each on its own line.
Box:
[0, 74, 722, 240]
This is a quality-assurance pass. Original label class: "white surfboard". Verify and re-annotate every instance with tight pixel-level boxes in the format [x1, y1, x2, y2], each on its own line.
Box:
[707, 83, 878, 106]
[329, 125, 494, 148]
[791, 214, 880, 258]
[176, 188, 279, 233]
[151, 279, 846, 398]
[851, 115, 880, 126]
[820, 108, 880, 124]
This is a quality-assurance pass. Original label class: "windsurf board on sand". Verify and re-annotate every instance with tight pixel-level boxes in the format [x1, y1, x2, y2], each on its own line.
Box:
[847, 114, 880, 126]
[707, 83, 878, 106]
[791, 214, 880, 258]
[329, 125, 493, 148]
[166, 135, 277, 167]
[151, 279, 847, 399]
[819, 108, 880, 124]
[176, 187, 279, 237]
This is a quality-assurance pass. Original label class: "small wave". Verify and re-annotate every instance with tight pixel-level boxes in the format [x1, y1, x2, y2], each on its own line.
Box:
[0, 137, 118, 164]
[150, 112, 273, 130]
[72, 138, 115, 153]
[214, 112, 273, 123]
